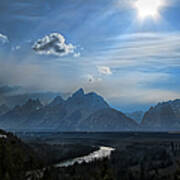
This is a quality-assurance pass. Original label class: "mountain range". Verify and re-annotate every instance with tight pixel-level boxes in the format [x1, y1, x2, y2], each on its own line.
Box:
[142, 99, 180, 131]
[0, 88, 138, 131]
[0, 88, 179, 131]
[0, 91, 62, 108]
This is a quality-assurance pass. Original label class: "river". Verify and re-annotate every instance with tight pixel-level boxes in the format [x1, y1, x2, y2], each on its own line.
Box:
[27, 146, 115, 179]
[55, 146, 115, 167]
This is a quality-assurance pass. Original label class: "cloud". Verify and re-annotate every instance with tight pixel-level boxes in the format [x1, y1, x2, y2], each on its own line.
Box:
[74, 52, 81, 58]
[12, 45, 21, 51]
[0, 57, 179, 111]
[0, 60, 82, 93]
[115, 0, 135, 9]
[87, 74, 95, 83]
[0, 34, 9, 44]
[95, 32, 180, 71]
[32, 33, 75, 56]
[82, 74, 102, 84]
[97, 66, 112, 75]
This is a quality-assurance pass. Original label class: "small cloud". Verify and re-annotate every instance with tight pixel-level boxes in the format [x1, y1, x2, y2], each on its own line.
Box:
[97, 66, 112, 75]
[86, 74, 102, 83]
[32, 33, 75, 56]
[15, 46, 21, 50]
[74, 52, 81, 58]
[0, 34, 9, 44]
[86, 74, 95, 83]
[12, 45, 21, 51]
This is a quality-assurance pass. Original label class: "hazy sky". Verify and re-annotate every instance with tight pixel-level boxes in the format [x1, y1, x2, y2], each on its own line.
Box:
[0, 0, 180, 111]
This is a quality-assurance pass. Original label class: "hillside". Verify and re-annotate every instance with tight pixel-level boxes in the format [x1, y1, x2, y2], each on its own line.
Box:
[0, 129, 41, 179]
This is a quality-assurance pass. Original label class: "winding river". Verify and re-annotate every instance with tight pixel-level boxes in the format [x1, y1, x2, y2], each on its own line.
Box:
[27, 146, 115, 179]
[55, 146, 115, 168]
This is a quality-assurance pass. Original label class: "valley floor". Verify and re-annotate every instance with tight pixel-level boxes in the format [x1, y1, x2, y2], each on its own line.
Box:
[15, 132, 180, 180]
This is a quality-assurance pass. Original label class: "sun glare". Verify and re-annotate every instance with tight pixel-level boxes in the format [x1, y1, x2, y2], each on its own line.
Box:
[135, 0, 164, 19]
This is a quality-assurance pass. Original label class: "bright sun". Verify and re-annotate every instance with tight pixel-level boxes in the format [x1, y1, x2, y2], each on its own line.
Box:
[135, 0, 164, 19]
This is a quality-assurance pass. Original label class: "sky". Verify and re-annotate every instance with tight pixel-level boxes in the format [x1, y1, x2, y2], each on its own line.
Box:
[0, 0, 180, 112]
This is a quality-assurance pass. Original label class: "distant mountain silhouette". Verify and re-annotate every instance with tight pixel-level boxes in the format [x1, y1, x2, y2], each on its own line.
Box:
[0, 88, 138, 131]
[142, 99, 180, 130]
[0, 99, 43, 129]
[0, 92, 64, 108]
[1, 89, 179, 131]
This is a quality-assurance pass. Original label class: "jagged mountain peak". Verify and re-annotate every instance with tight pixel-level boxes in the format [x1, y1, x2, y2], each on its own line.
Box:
[23, 98, 43, 111]
[49, 96, 64, 106]
[72, 88, 85, 98]
[25, 98, 42, 106]
[86, 92, 103, 98]
[66, 89, 109, 111]
[141, 99, 180, 130]
[0, 88, 138, 131]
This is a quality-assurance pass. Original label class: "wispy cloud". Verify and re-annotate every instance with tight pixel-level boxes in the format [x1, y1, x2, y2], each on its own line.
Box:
[74, 52, 81, 58]
[91, 32, 180, 71]
[0, 33, 9, 44]
[114, 0, 135, 10]
[83, 70, 180, 105]
[0, 60, 83, 93]
[0, 0, 179, 111]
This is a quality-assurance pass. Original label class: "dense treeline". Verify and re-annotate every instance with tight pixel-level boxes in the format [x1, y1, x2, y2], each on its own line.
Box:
[2, 129, 180, 180]
[0, 130, 43, 180]
[29, 143, 98, 166]
[0, 129, 99, 180]
[40, 144, 180, 180]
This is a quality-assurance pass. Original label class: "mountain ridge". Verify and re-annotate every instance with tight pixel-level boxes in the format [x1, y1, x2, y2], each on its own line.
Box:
[141, 99, 180, 130]
[0, 88, 137, 131]
[0, 89, 179, 131]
